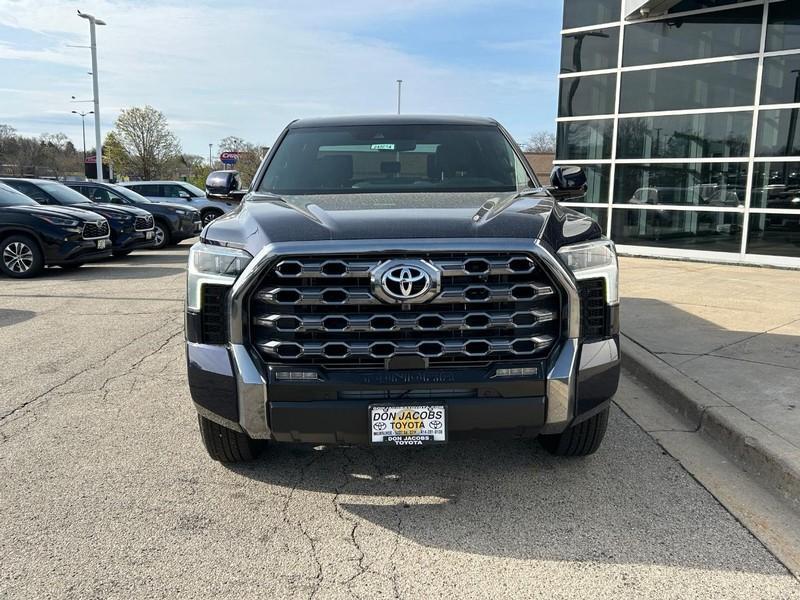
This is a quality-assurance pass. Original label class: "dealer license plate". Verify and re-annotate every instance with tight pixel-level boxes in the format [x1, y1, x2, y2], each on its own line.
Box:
[145, 230, 154, 239]
[370, 405, 446, 446]
[97, 239, 108, 249]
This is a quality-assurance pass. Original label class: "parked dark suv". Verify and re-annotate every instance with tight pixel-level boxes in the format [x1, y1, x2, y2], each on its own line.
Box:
[0, 181, 111, 277]
[186, 116, 620, 462]
[1, 178, 156, 257]
[118, 181, 235, 226]
[66, 181, 202, 249]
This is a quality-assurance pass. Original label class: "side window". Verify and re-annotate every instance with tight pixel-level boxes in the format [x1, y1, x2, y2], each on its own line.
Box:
[106, 191, 127, 204]
[12, 182, 50, 203]
[91, 187, 111, 203]
[164, 185, 191, 198]
[133, 185, 157, 196]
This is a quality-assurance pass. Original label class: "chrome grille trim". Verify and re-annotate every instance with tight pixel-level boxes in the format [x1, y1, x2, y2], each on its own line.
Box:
[81, 220, 110, 240]
[255, 283, 554, 306]
[134, 215, 154, 231]
[256, 335, 555, 360]
[254, 310, 557, 333]
[271, 255, 538, 279]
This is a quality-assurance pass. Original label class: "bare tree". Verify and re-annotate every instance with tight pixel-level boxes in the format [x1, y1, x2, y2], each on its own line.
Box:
[522, 131, 557, 153]
[112, 106, 181, 180]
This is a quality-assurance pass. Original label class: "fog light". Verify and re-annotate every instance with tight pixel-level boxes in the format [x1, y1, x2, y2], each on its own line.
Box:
[275, 371, 320, 381]
[494, 367, 539, 378]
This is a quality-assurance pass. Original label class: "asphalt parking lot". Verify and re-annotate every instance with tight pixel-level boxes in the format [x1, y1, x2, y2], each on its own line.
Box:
[1, 245, 799, 599]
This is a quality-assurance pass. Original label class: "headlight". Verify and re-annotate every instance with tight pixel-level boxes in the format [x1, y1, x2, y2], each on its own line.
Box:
[175, 209, 188, 215]
[557, 238, 619, 304]
[35, 215, 79, 227]
[187, 242, 253, 310]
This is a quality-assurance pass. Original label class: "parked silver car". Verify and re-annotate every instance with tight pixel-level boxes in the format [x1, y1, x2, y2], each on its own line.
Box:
[117, 181, 235, 226]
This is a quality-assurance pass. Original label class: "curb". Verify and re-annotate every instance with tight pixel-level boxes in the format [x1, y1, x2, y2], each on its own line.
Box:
[620, 333, 800, 512]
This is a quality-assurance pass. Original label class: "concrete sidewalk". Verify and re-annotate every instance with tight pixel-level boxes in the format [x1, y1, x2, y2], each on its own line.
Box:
[617, 257, 800, 508]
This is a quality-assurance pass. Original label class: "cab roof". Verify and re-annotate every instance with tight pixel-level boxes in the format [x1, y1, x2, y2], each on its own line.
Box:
[288, 114, 500, 129]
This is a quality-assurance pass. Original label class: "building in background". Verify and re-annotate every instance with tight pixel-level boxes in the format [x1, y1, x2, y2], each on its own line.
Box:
[524, 152, 556, 182]
[557, 0, 800, 267]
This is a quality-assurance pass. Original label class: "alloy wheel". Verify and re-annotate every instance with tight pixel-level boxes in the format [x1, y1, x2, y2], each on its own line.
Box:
[154, 225, 166, 248]
[203, 211, 221, 226]
[2, 242, 34, 273]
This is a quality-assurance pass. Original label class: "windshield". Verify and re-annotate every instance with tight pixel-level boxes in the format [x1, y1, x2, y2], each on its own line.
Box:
[111, 184, 151, 204]
[183, 183, 205, 196]
[258, 124, 533, 195]
[0, 182, 38, 207]
[40, 182, 93, 206]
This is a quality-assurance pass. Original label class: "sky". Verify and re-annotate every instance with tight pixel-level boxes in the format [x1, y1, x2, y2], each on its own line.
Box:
[0, 0, 563, 158]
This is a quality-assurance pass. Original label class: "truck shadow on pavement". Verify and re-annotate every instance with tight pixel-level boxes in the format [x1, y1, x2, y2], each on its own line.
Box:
[226, 408, 785, 574]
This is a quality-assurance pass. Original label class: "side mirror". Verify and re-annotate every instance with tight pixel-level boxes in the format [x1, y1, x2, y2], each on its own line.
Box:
[205, 170, 240, 199]
[549, 166, 588, 200]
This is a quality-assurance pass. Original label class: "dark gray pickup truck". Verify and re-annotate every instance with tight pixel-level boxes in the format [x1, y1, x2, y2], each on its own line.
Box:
[185, 115, 620, 462]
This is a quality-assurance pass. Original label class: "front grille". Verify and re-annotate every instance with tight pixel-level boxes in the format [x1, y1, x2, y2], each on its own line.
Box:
[578, 278, 607, 340]
[249, 253, 563, 368]
[134, 215, 154, 231]
[82, 220, 110, 240]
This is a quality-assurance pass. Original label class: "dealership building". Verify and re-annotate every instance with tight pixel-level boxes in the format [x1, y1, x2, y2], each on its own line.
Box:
[557, 0, 800, 266]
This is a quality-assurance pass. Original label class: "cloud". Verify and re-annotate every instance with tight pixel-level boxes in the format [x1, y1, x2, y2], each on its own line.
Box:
[0, 0, 559, 155]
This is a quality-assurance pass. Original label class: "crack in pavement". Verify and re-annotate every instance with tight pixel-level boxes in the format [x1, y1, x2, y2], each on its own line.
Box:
[0, 316, 182, 441]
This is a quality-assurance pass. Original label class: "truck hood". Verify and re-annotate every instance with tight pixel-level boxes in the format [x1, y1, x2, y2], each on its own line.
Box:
[203, 191, 557, 254]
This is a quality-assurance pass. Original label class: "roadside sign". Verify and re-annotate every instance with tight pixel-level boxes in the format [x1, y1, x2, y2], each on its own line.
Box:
[220, 152, 239, 165]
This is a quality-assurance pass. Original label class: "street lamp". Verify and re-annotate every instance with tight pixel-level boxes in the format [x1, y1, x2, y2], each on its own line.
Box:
[396, 79, 403, 115]
[71, 109, 93, 161]
[77, 10, 106, 182]
[209, 143, 213, 168]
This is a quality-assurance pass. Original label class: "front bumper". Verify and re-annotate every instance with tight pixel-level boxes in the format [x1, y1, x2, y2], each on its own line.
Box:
[114, 228, 157, 251]
[43, 234, 113, 265]
[185, 238, 620, 443]
[175, 215, 203, 240]
[186, 336, 620, 443]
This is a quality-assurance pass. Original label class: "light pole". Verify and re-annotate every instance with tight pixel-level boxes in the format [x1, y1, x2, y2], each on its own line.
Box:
[71, 110, 93, 161]
[396, 79, 403, 115]
[78, 10, 106, 182]
[209, 143, 213, 168]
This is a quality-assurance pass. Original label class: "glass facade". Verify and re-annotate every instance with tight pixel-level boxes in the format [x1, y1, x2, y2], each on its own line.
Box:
[556, 0, 800, 265]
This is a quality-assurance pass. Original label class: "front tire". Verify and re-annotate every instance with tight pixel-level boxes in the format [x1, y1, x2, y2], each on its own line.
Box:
[152, 222, 171, 250]
[0, 235, 44, 278]
[201, 209, 223, 226]
[198, 415, 265, 462]
[539, 406, 609, 457]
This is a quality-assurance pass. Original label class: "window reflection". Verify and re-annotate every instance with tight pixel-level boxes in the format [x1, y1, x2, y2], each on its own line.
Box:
[611, 209, 743, 252]
[766, 1, 800, 52]
[561, 28, 619, 74]
[751, 162, 800, 210]
[761, 55, 800, 106]
[615, 163, 747, 208]
[747, 214, 800, 258]
[756, 109, 800, 157]
[556, 120, 614, 160]
[620, 59, 758, 113]
[623, 5, 762, 67]
[617, 112, 752, 160]
[563, 0, 620, 30]
[558, 73, 617, 117]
